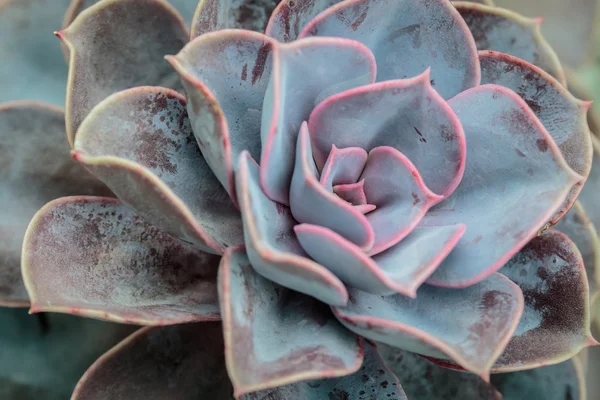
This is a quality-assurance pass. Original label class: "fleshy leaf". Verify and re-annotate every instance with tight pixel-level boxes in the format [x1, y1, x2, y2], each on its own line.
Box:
[454, 2, 565, 84]
[333, 273, 524, 379]
[244, 341, 407, 399]
[308, 72, 466, 199]
[493, 0, 598, 67]
[380, 345, 501, 400]
[60, 0, 188, 145]
[0, 308, 135, 400]
[260, 36, 376, 204]
[22, 196, 221, 325]
[236, 151, 348, 305]
[74, 86, 243, 254]
[168, 30, 275, 203]
[479, 50, 592, 223]
[0, 102, 110, 307]
[295, 223, 465, 296]
[299, 0, 480, 99]
[191, 0, 280, 38]
[219, 247, 362, 397]
[334, 181, 368, 205]
[265, 0, 340, 42]
[578, 135, 600, 246]
[491, 358, 585, 400]
[494, 230, 595, 371]
[0, 0, 70, 105]
[425, 85, 581, 287]
[290, 124, 374, 249]
[320, 146, 368, 190]
[71, 323, 233, 400]
[360, 146, 444, 255]
[554, 202, 600, 294]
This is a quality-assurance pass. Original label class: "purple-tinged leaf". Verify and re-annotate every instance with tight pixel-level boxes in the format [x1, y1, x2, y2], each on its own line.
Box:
[0, 0, 71, 105]
[168, 30, 275, 203]
[491, 358, 586, 400]
[299, 0, 480, 99]
[265, 0, 340, 42]
[244, 341, 407, 399]
[425, 85, 582, 287]
[236, 152, 348, 306]
[59, 0, 188, 145]
[290, 124, 374, 250]
[74, 86, 243, 254]
[0, 102, 111, 307]
[22, 196, 221, 325]
[333, 274, 523, 379]
[479, 50, 592, 223]
[554, 202, 600, 295]
[219, 247, 362, 397]
[295, 223, 465, 296]
[191, 0, 280, 38]
[494, 230, 596, 371]
[308, 72, 466, 199]
[380, 345, 501, 400]
[1, 308, 136, 400]
[320, 145, 368, 190]
[260, 36, 376, 204]
[454, 2, 565, 84]
[360, 146, 444, 255]
[71, 323, 233, 400]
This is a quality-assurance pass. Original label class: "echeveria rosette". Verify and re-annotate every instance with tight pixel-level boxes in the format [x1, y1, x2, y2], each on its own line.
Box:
[14, 0, 598, 398]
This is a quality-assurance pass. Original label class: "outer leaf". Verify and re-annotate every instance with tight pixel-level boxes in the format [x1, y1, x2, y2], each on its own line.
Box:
[425, 85, 582, 287]
[380, 345, 501, 400]
[494, 230, 596, 371]
[491, 358, 586, 400]
[265, 0, 340, 42]
[290, 124, 375, 250]
[59, 0, 188, 145]
[479, 50, 592, 223]
[236, 152, 348, 306]
[493, 0, 599, 67]
[554, 202, 600, 294]
[295, 223, 465, 297]
[22, 196, 221, 325]
[454, 2, 565, 84]
[260, 36, 376, 204]
[308, 72, 466, 199]
[168, 30, 275, 203]
[0, 308, 135, 400]
[191, 0, 280, 38]
[74, 86, 243, 254]
[0, 0, 71, 105]
[0, 102, 110, 307]
[219, 247, 362, 397]
[244, 341, 407, 399]
[299, 0, 481, 99]
[333, 273, 524, 379]
[72, 323, 233, 400]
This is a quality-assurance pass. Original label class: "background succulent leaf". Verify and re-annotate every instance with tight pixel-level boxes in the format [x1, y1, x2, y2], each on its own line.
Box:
[0, 0, 71, 105]
[0, 102, 111, 307]
[578, 135, 600, 243]
[219, 247, 363, 397]
[0, 308, 135, 400]
[265, 0, 340, 42]
[426, 85, 582, 287]
[22, 196, 222, 325]
[454, 1, 566, 84]
[260, 36, 376, 205]
[479, 50, 592, 223]
[299, 0, 481, 99]
[333, 273, 524, 379]
[236, 152, 349, 305]
[74, 86, 244, 254]
[169, 30, 275, 204]
[60, 0, 188, 145]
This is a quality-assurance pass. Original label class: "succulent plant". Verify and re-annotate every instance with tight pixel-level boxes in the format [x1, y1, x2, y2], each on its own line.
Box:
[2, 0, 600, 398]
